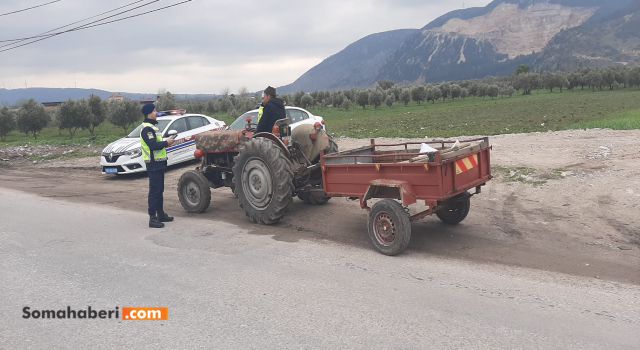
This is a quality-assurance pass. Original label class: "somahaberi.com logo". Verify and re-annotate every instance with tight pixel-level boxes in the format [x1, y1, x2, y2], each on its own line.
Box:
[22, 306, 169, 321]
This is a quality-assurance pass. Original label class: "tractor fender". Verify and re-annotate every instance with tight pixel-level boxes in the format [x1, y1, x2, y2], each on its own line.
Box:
[360, 180, 417, 209]
[252, 132, 291, 158]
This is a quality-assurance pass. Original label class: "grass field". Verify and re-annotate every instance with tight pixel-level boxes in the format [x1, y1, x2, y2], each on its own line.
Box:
[1, 88, 639, 147]
[313, 88, 640, 138]
[0, 122, 133, 147]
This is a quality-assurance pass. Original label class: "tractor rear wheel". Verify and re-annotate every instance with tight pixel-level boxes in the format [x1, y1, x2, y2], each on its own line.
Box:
[232, 138, 294, 225]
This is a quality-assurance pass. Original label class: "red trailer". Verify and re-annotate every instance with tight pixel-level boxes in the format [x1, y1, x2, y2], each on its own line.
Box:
[320, 137, 492, 255]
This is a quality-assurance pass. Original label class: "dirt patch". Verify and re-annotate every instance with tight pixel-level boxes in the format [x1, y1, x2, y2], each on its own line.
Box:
[1, 129, 639, 284]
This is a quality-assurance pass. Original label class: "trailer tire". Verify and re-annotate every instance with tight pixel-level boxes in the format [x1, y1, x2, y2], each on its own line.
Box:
[233, 138, 294, 225]
[178, 170, 211, 213]
[368, 199, 411, 256]
[436, 193, 471, 225]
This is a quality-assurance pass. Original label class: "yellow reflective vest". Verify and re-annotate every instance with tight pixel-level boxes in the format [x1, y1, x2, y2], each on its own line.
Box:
[140, 122, 168, 163]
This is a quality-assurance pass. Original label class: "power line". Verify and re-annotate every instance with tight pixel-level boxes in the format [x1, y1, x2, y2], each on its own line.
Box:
[0, 0, 62, 17]
[0, 0, 149, 44]
[0, 0, 159, 46]
[0, 0, 192, 53]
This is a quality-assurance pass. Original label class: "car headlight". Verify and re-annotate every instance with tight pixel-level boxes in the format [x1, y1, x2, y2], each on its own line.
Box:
[125, 148, 142, 159]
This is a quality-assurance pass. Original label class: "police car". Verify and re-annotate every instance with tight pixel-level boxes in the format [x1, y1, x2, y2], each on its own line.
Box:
[101, 110, 226, 175]
[228, 106, 326, 131]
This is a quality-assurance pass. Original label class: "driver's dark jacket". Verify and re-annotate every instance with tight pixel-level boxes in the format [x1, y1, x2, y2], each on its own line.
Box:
[256, 98, 286, 133]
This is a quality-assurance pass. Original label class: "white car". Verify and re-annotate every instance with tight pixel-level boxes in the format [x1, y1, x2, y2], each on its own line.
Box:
[228, 106, 326, 131]
[101, 111, 226, 175]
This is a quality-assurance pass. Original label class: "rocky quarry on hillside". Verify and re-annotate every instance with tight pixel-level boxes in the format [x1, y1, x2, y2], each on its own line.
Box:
[280, 0, 640, 92]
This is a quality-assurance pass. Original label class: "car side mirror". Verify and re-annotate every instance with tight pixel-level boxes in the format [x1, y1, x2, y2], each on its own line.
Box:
[167, 130, 178, 137]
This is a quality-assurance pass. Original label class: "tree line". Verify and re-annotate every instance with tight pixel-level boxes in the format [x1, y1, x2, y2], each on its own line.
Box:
[276, 65, 640, 110]
[1, 95, 151, 140]
[0, 89, 260, 140]
[2, 65, 639, 141]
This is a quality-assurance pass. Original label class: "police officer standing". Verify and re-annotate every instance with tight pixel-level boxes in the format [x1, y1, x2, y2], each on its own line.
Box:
[140, 104, 176, 228]
[256, 86, 286, 133]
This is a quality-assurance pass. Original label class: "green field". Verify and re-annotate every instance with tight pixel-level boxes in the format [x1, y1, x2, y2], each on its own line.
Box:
[313, 88, 640, 138]
[0, 122, 136, 147]
[1, 88, 639, 147]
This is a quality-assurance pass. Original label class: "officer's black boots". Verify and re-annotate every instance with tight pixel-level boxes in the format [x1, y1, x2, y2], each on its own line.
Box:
[159, 212, 174, 222]
[149, 216, 165, 228]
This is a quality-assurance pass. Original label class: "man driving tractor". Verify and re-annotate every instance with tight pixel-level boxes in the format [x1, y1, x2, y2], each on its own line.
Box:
[256, 86, 286, 133]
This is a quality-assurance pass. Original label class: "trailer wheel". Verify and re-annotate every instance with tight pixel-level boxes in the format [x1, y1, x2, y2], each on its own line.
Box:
[436, 193, 471, 225]
[368, 199, 411, 256]
[297, 191, 331, 205]
[233, 138, 294, 225]
[178, 170, 211, 213]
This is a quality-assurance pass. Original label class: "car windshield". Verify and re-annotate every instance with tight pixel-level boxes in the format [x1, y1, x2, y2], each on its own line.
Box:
[229, 112, 259, 130]
[126, 120, 172, 138]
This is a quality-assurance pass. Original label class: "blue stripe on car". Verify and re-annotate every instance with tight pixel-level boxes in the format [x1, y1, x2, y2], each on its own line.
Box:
[167, 140, 196, 153]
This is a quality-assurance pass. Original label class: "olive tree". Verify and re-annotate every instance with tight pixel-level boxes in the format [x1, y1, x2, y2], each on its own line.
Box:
[0, 107, 17, 141]
[109, 100, 141, 132]
[400, 89, 411, 106]
[369, 90, 384, 109]
[87, 95, 107, 137]
[411, 86, 426, 105]
[356, 91, 370, 109]
[300, 94, 314, 109]
[58, 100, 91, 137]
[17, 99, 50, 138]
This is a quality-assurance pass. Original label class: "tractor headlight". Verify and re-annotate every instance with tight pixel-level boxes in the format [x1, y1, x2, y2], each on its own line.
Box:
[126, 148, 142, 159]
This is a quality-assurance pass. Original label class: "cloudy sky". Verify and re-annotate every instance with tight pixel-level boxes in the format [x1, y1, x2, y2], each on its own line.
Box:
[0, 0, 489, 94]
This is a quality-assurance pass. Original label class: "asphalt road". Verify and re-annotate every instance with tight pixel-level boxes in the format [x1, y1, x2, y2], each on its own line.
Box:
[1, 188, 639, 349]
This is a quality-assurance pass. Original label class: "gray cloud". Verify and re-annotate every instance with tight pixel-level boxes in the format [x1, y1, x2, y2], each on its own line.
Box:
[0, 0, 490, 93]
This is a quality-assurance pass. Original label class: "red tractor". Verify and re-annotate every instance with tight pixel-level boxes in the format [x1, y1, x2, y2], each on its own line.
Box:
[178, 118, 338, 224]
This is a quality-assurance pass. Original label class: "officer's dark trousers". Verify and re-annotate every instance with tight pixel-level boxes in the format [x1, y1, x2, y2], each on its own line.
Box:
[148, 168, 165, 217]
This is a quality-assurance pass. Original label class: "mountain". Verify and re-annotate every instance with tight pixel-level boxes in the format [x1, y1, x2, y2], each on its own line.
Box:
[0, 88, 215, 106]
[535, 1, 640, 70]
[278, 29, 418, 94]
[281, 0, 640, 92]
[0, 88, 111, 106]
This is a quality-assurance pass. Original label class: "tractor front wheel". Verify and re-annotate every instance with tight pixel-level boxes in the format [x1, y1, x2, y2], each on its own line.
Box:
[178, 170, 211, 213]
